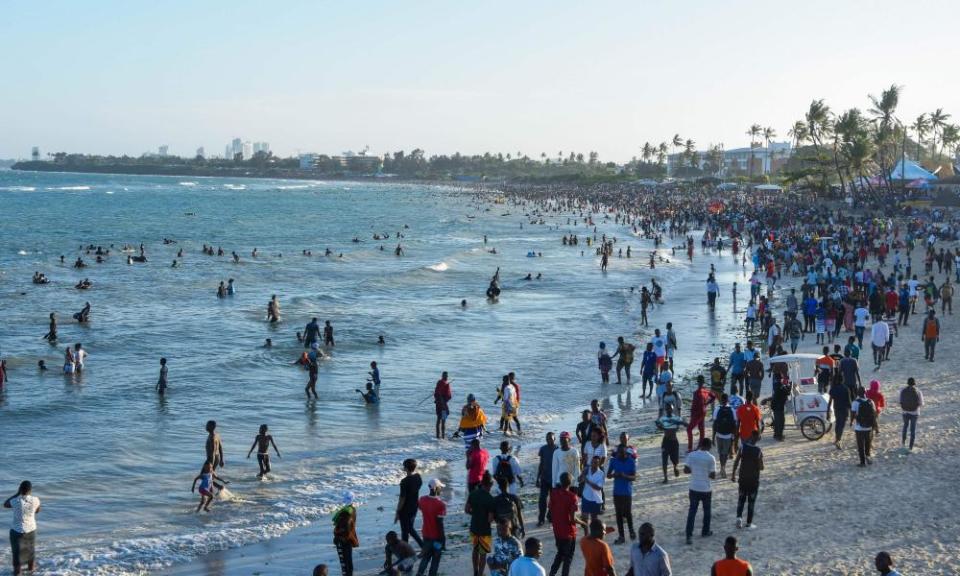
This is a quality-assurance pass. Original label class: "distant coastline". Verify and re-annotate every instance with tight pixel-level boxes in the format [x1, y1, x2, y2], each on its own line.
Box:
[10, 160, 394, 183]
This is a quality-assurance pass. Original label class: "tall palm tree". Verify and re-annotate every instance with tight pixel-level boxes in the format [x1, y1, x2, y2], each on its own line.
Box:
[941, 124, 959, 161]
[805, 100, 834, 190]
[683, 139, 696, 166]
[868, 85, 901, 187]
[746, 124, 762, 180]
[641, 142, 653, 163]
[929, 108, 952, 161]
[657, 142, 668, 167]
[787, 120, 809, 158]
[911, 114, 930, 161]
[762, 126, 777, 174]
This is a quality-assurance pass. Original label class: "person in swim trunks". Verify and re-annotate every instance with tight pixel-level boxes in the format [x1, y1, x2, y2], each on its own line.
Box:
[247, 424, 281, 478]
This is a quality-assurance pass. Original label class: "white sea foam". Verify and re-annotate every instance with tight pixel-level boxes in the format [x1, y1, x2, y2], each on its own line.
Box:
[224, 184, 246, 190]
[428, 262, 449, 272]
[179, 181, 197, 186]
[49, 185, 92, 191]
[17, 250, 29, 255]
[0, 186, 36, 191]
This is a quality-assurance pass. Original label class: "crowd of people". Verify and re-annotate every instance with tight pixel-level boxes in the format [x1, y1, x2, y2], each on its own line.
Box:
[6, 180, 956, 575]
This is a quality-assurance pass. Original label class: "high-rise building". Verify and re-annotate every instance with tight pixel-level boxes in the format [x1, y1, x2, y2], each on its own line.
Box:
[158, 145, 169, 157]
[231, 138, 243, 159]
[196, 147, 205, 159]
[253, 142, 270, 155]
[242, 141, 253, 160]
[31, 146, 40, 161]
[225, 145, 233, 160]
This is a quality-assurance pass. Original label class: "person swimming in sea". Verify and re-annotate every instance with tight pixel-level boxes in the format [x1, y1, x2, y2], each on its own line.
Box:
[267, 295, 281, 323]
[246, 424, 281, 478]
[357, 382, 380, 404]
[43, 312, 57, 343]
[395, 244, 404, 256]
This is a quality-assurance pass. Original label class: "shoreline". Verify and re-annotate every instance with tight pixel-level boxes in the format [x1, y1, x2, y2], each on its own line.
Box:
[166, 251, 960, 576]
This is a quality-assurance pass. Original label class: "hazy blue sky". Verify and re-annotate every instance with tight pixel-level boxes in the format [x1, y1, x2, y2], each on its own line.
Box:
[2, 0, 956, 161]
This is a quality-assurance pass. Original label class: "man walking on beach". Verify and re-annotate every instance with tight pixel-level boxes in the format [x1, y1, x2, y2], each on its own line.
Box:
[396, 459, 423, 547]
[626, 522, 671, 576]
[467, 473, 496, 576]
[536, 433, 557, 526]
[921, 309, 940, 361]
[607, 441, 637, 544]
[900, 377, 923, 451]
[851, 387, 879, 466]
[417, 478, 446, 576]
[871, 318, 890, 369]
[683, 438, 717, 545]
[655, 404, 686, 483]
[731, 431, 763, 530]
[687, 376, 716, 452]
[548, 472, 584, 576]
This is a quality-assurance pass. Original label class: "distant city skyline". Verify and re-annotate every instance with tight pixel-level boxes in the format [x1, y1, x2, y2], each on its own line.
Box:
[2, 1, 957, 162]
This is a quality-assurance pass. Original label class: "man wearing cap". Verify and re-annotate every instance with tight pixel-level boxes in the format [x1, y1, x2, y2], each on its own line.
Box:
[417, 478, 447, 576]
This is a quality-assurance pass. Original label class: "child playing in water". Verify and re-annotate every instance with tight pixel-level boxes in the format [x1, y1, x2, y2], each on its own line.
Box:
[247, 424, 281, 478]
[191, 461, 228, 512]
[598, 342, 612, 384]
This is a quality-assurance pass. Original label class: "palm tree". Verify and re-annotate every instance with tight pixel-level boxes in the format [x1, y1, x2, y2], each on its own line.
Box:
[911, 114, 930, 161]
[868, 85, 901, 187]
[805, 100, 834, 190]
[762, 126, 777, 174]
[683, 139, 696, 168]
[843, 133, 876, 195]
[929, 108, 952, 161]
[941, 124, 959, 163]
[657, 142, 668, 166]
[787, 120, 809, 157]
[641, 142, 653, 163]
[746, 124, 762, 180]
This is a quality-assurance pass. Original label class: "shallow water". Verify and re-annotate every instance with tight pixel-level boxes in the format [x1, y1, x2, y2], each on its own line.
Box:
[0, 170, 750, 574]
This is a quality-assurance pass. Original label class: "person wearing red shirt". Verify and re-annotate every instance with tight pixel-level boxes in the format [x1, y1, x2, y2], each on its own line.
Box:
[735, 392, 762, 445]
[433, 372, 453, 439]
[466, 439, 490, 493]
[548, 472, 585, 576]
[687, 375, 716, 452]
[885, 286, 899, 317]
[417, 478, 447, 576]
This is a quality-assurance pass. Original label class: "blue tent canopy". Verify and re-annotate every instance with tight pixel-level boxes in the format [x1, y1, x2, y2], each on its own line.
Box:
[889, 159, 937, 180]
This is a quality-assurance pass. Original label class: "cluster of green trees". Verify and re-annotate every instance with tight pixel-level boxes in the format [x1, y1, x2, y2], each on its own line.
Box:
[784, 85, 958, 192]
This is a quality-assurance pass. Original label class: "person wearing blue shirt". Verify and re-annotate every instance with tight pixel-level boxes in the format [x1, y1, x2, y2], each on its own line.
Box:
[640, 344, 658, 399]
[606, 439, 637, 544]
[728, 344, 745, 396]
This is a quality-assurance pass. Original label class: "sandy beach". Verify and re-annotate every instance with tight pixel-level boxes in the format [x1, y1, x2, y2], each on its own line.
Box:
[159, 251, 960, 576]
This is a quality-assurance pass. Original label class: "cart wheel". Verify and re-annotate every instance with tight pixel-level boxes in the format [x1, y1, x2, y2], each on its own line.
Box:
[800, 416, 826, 441]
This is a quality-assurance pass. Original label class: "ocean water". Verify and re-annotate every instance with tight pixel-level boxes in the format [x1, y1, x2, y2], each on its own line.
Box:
[0, 170, 749, 574]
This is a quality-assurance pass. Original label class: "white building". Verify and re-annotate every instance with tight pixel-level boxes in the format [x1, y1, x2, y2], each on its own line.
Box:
[242, 141, 253, 160]
[158, 145, 169, 157]
[253, 142, 270, 155]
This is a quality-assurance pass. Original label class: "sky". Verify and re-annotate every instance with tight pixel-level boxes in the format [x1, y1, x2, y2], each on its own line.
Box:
[1, 0, 957, 162]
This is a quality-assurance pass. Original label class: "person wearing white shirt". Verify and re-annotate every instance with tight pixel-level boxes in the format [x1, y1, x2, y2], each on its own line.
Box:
[579, 456, 606, 524]
[5, 481, 41, 575]
[870, 320, 890, 369]
[551, 432, 580, 489]
[682, 438, 717, 545]
[507, 537, 546, 576]
[853, 305, 870, 347]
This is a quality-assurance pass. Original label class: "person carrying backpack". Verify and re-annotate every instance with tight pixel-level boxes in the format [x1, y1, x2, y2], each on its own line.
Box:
[492, 441, 524, 495]
[899, 377, 923, 451]
[851, 387, 879, 466]
[921, 309, 940, 362]
[711, 394, 737, 478]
